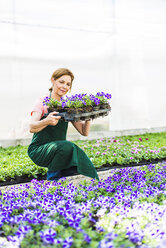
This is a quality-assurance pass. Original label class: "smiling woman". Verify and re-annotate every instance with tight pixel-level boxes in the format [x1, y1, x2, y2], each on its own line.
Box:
[49, 68, 74, 94]
[27, 68, 99, 181]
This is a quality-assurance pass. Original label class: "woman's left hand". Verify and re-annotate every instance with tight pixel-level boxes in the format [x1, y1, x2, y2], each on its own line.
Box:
[72, 120, 91, 136]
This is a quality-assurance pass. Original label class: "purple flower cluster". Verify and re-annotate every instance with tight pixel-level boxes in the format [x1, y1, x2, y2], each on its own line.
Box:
[63, 236, 73, 248]
[43, 92, 112, 109]
[43, 96, 50, 106]
[126, 226, 144, 244]
[83, 136, 166, 167]
[96, 92, 112, 99]
[98, 233, 118, 248]
[0, 162, 165, 247]
[39, 228, 56, 245]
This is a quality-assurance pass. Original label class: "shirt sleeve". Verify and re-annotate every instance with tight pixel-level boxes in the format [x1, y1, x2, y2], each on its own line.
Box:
[31, 97, 48, 117]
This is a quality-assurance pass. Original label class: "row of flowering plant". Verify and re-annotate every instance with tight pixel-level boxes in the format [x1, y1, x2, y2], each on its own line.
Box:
[0, 132, 165, 182]
[0, 162, 165, 247]
[43, 92, 112, 109]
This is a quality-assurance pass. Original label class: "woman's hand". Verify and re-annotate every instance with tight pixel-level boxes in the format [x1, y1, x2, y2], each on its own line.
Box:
[46, 111, 61, 126]
[72, 120, 91, 136]
[29, 111, 61, 133]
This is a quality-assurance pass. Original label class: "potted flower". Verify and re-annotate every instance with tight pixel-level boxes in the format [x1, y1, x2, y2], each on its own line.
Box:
[95, 92, 112, 109]
[43, 92, 111, 120]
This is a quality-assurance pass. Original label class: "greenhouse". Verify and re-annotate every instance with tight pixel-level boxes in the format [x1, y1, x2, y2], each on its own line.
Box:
[0, 0, 166, 247]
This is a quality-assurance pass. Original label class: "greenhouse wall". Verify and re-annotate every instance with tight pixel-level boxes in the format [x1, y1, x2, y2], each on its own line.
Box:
[0, 0, 166, 141]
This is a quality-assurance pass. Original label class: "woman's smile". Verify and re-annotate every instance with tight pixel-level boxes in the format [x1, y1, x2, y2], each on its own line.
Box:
[59, 88, 67, 94]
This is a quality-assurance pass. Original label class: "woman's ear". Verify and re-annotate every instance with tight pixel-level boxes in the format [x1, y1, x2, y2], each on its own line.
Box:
[51, 77, 54, 83]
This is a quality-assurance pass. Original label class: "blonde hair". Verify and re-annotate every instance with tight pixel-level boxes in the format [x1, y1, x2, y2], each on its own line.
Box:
[49, 68, 74, 92]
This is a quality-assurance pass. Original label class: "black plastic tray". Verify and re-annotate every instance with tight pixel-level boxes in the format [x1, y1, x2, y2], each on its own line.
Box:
[45, 108, 111, 122]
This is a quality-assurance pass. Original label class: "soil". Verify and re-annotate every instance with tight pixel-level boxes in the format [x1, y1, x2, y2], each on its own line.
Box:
[48, 104, 110, 114]
[83, 106, 93, 112]
[66, 108, 84, 114]
[49, 106, 64, 113]
[100, 103, 111, 109]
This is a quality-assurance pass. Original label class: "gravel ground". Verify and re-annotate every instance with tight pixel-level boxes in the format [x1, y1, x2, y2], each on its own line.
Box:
[60, 169, 115, 186]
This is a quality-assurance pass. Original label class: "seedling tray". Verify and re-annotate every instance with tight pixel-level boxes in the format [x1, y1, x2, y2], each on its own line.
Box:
[46, 108, 111, 122]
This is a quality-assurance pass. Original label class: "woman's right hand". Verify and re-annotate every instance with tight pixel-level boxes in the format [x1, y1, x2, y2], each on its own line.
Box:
[46, 111, 61, 126]
[29, 111, 61, 133]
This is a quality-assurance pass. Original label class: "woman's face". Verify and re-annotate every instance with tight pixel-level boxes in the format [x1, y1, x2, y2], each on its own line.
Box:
[52, 75, 72, 97]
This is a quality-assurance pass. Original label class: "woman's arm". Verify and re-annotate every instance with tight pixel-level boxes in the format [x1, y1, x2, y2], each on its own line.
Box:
[29, 111, 61, 133]
[72, 120, 91, 136]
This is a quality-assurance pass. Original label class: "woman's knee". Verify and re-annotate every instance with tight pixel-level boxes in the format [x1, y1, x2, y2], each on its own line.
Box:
[60, 141, 74, 153]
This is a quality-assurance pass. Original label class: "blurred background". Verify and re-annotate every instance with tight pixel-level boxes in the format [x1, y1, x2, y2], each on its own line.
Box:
[0, 0, 166, 140]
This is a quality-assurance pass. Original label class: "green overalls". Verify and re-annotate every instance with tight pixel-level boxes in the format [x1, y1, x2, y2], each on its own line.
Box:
[27, 117, 99, 180]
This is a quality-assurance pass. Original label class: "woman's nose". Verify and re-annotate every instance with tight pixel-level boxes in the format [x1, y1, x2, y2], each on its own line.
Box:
[63, 84, 68, 88]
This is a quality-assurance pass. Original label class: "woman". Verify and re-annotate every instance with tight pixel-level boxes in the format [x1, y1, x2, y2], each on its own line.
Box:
[27, 68, 99, 181]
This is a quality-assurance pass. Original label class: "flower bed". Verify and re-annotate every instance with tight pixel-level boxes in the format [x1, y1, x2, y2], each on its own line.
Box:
[79, 132, 166, 168]
[43, 92, 111, 121]
[0, 162, 166, 247]
[0, 132, 166, 184]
